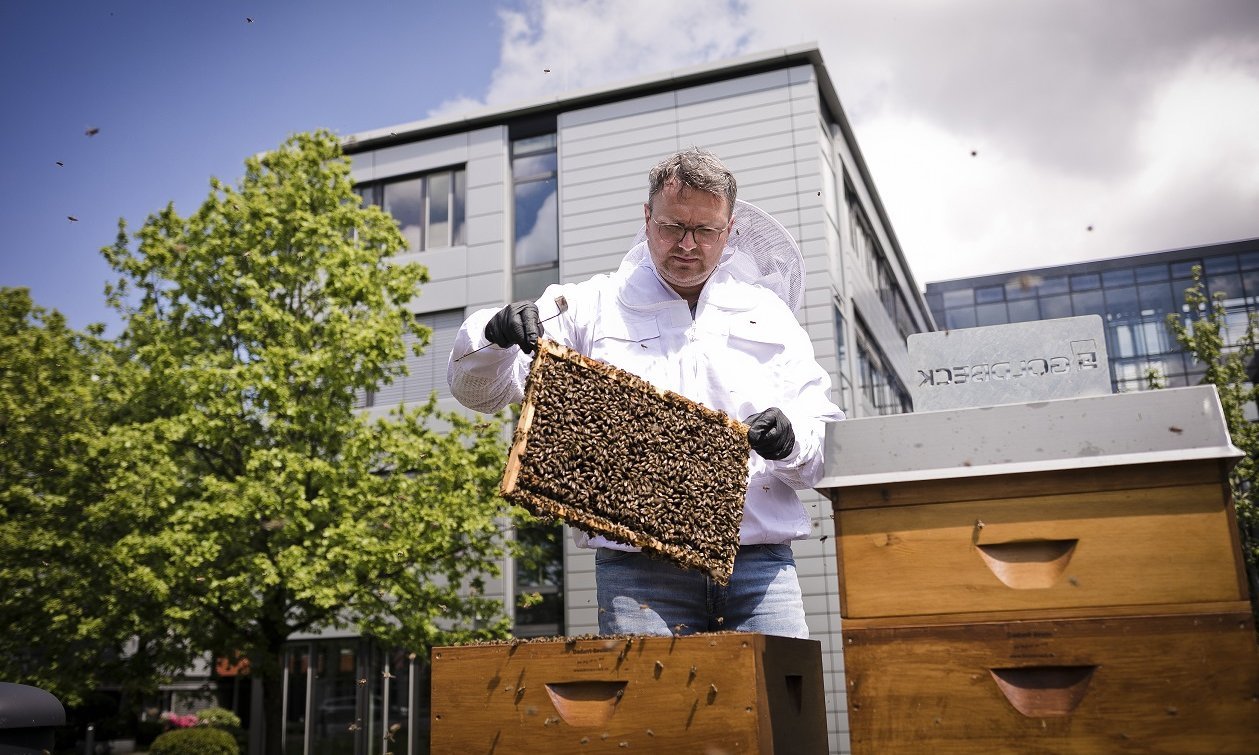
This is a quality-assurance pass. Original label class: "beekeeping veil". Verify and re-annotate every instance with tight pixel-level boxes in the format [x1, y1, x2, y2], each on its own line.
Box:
[619, 199, 806, 313]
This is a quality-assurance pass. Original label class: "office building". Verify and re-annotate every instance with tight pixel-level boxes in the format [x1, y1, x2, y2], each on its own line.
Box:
[271, 44, 935, 755]
[924, 238, 1259, 399]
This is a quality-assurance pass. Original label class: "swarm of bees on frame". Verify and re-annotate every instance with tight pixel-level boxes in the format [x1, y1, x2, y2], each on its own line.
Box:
[501, 339, 750, 584]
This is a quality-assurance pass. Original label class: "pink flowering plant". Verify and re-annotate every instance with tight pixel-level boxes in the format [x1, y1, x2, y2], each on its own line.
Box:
[159, 711, 199, 729]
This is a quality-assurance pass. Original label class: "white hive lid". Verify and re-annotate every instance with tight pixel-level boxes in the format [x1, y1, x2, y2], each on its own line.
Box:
[816, 385, 1243, 490]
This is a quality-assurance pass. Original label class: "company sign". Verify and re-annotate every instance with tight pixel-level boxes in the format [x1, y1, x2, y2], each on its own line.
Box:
[908, 315, 1111, 411]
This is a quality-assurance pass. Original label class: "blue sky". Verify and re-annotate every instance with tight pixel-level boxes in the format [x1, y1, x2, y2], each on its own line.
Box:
[0, 1, 502, 331]
[4, 0, 1258, 333]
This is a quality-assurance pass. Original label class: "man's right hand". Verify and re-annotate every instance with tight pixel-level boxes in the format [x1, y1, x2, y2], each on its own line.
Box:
[484, 301, 543, 354]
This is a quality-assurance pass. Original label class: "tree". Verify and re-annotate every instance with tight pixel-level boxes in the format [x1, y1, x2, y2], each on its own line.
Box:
[95, 130, 515, 753]
[1167, 267, 1259, 616]
[0, 288, 191, 706]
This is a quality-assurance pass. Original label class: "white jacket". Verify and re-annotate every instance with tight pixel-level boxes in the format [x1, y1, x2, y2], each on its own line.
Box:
[448, 243, 844, 549]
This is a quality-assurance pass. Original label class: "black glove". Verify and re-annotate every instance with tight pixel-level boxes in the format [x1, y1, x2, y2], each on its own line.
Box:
[746, 407, 795, 461]
[484, 301, 543, 354]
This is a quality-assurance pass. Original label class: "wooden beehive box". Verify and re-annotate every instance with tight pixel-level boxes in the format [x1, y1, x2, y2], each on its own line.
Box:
[818, 387, 1248, 624]
[815, 386, 1259, 754]
[502, 338, 750, 583]
[842, 611, 1259, 754]
[831, 459, 1247, 620]
[429, 633, 827, 754]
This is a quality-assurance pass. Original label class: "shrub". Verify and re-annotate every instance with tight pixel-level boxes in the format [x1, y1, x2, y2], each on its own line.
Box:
[194, 707, 242, 729]
[149, 726, 239, 755]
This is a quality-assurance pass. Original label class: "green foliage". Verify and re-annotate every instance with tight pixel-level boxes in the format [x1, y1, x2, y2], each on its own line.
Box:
[149, 726, 239, 755]
[1167, 266, 1259, 612]
[194, 706, 241, 729]
[0, 288, 189, 704]
[2, 131, 518, 749]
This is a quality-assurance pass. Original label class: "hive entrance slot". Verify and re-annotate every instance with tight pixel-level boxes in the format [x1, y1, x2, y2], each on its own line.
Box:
[989, 665, 1096, 717]
[784, 674, 803, 715]
[544, 681, 629, 727]
[976, 539, 1078, 589]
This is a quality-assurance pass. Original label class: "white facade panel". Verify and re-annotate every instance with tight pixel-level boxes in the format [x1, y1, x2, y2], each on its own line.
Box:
[675, 67, 793, 106]
[562, 136, 676, 173]
[468, 125, 507, 158]
[415, 246, 468, 282]
[371, 132, 468, 180]
[562, 121, 680, 157]
[564, 187, 645, 218]
[463, 271, 506, 311]
[410, 278, 464, 315]
[466, 182, 505, 217]
[464, 212, 505, 249]
[558, 90, 676, 129]
[561, 171, 644, 199]
[466, 152, 505, 189]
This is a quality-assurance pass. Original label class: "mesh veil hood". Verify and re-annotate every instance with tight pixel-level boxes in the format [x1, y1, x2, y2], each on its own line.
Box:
[619, 199, 806, 313]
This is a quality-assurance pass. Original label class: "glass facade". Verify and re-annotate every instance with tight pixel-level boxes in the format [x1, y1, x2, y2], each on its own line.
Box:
[512, 521, 565, 637]
[925, 239, 1259, 396]
[357, 168, 467, 253]
[854, 315, 912, 416]
[511, 133, 559, 301]
[282, 638, 426, 755]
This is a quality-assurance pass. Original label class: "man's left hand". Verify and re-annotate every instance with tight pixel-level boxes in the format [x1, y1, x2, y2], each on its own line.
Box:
[746, 407, 795, 460]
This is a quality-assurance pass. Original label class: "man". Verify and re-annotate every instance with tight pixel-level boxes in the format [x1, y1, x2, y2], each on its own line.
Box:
[448, 148, 843, 638]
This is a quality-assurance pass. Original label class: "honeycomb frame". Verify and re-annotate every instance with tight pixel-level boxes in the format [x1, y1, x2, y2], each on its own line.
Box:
[501, 339, 750, 584]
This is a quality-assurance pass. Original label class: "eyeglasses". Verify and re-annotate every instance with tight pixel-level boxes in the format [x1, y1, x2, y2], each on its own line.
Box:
[650, 217, 728, 246]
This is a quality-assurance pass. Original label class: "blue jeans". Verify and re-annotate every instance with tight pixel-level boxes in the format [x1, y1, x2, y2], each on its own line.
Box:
[595, 544, 809, 638]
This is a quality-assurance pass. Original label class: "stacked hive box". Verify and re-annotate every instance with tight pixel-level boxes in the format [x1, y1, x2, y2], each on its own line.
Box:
[817, 386, 1259, 754]
[430, 634, 827, 753]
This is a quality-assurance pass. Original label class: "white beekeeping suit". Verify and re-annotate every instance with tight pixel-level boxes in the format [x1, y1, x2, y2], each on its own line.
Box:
[448, 200, 844, 548]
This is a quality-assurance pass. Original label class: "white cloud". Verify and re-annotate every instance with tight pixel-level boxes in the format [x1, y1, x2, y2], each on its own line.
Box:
[433, 0, 1259, 285]
[430, 0, 750, 114]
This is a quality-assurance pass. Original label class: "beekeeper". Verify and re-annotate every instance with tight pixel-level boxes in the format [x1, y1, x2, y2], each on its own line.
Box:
[447, 147, 844, 639]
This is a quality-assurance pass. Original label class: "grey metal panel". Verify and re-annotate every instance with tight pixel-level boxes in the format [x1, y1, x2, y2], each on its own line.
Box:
[562, 171, 645, 199]
[816, 385, 1242, 490]
[410, 278, 465, 314]
[464, 213, 504, 249]
[697, 131, 799, 162]
[465, 153, 505, 189]
[415, 246, 469, 282]
[462, 271, 506, 310]
[678, 99, 796, 136]
[562, 219, 640, 247]
[372, 132, 469, 179]
[675, 67, 792, 106]
[564, 188, 644, 218]
[908, 316, 1113, 411]
[467, 125, 506, 159]
[562, 137, 676, 172]
[561, 237, 627, 264]
[562, 254, 624, 280]
[466, 182, 505, 216]
[558, 90, 676, 129]
[562, 204, 638, 232]
[349, 152, 373, 184]
[563, 121, 679, 155]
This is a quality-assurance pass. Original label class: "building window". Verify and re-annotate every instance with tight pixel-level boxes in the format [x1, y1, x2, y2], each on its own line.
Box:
[357, 167, 467, 253]
[845, 184, 917, 339]
[855, 317, 911, 416]
[355, 309, 464, 408]
[513, 521, 564, 637]
[512, 133, 559, 301]
[834, 304, 854, 413]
